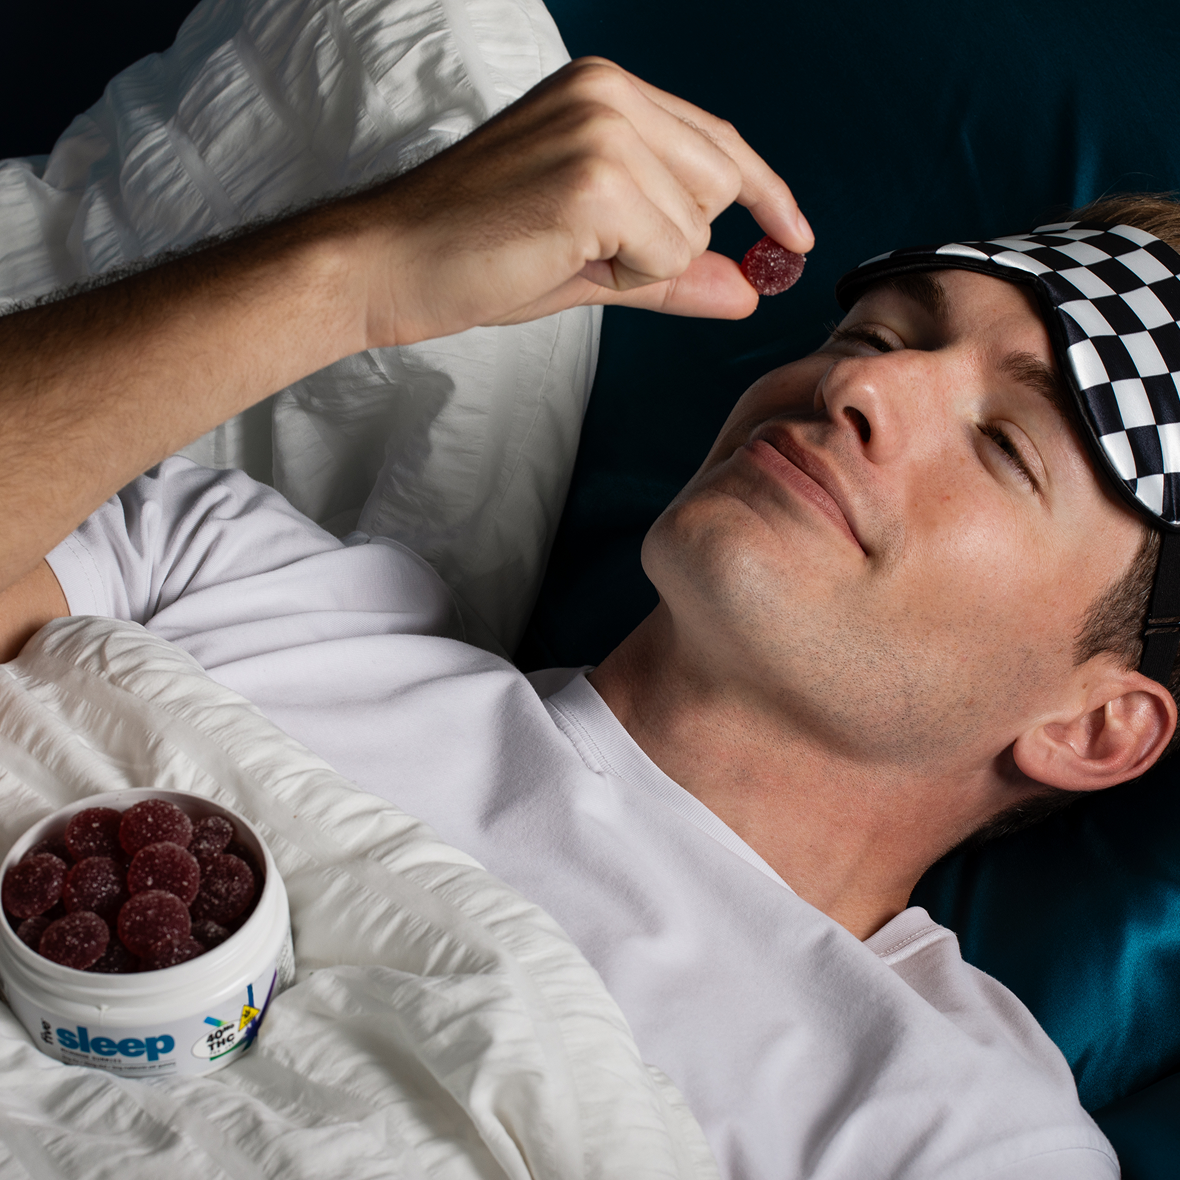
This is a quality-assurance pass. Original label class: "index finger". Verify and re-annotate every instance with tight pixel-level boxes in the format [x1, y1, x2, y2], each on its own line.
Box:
[616, 66, 814, 254]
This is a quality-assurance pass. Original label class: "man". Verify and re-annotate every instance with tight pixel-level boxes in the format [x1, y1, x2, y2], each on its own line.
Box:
[0, 54, 1149, 1177]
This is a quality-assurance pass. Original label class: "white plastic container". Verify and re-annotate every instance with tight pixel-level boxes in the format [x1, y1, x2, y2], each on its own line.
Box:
[0, 790, 294, 1079]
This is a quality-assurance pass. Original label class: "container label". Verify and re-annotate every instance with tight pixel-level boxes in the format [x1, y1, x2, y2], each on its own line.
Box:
[191, 985, 264, 1060]
[7, 963, 278, 1078]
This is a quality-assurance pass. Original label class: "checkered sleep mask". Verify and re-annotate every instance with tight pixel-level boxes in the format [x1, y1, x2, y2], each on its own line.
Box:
[836, 221, 1180, 686]
[835, 221, 1180, 531]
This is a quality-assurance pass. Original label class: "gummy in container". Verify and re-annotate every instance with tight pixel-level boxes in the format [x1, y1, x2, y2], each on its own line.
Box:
[2, 855, 67, 919]
[0, 790, 293, 1078]
[191, 854, 256, 924]
[63, 857, 128, 923]
[39, 912, 109, 970]
[118, 890, 192, 960]
[127, 843, 202, 906]
[119, 799, 193, 856]
[65, 808, 123, 861]
[190, 817, 234, 860]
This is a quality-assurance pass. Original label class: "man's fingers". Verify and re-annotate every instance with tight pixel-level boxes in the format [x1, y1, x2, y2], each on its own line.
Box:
[571, 63, 746, 232]
[598, 251, 761, 317]
[553, 60, 807, 288]
[486, 252, 757, 326]
[612, 64, 813, 254]
[554, 253, 759, 318]
[583, 116, 717, 270]
[374, 56, 813, 344]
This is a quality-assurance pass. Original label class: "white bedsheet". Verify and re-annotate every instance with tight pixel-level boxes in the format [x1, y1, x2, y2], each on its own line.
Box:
[0, 616, 718, 1180]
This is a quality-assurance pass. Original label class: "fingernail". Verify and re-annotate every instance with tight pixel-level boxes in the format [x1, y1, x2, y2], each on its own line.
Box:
[794, 208, 814, 249]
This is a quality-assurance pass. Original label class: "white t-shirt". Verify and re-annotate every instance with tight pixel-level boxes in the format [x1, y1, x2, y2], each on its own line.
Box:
[47, 458, 1118, 1180]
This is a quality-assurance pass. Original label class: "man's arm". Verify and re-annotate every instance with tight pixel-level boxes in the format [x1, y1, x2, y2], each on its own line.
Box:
[0, 565, 67, 661]
[0, 59, 809, 597]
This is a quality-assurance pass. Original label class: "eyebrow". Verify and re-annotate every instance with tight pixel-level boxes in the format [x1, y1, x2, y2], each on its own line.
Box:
[997, 349, 1080, 434]
[885, 272, 949, 322]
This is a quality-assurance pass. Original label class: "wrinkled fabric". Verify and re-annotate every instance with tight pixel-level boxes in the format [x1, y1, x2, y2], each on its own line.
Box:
[0, 615, 718, 1180]
[47, 461, 1120, 1180]
[0, 0, 600, 654]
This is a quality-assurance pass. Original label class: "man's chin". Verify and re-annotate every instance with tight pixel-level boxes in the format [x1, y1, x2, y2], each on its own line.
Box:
[642, 493, 826, 667]
[644, 477, 856, 617]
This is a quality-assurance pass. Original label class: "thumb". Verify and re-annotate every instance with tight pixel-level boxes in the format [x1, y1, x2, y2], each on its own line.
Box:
[589, 252, 760, 318]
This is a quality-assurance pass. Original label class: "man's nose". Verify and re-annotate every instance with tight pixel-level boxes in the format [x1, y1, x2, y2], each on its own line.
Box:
[816, 351, 940, 464]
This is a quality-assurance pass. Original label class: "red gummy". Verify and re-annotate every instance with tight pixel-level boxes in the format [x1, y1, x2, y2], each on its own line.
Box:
[88, 937, 139, 974]
[39, 911, 109, 969]
[16, 915, 51, 950]
[191, 919, 230, 949]
[26, 836, 71, 863]
[740, 236, 806, 296]
[119, 799, 193, 856]
[226, 842, 263, 888]
[117, 890, 191, 959]
[189, 816, 234, 860]
[190, 854, 255, 924]
[63, 857, 129, 923]
[3, 854, 67, 919]
[142, 937, 205, 970]
[127, 842, 200, 905]
[65, 808, 124, 861]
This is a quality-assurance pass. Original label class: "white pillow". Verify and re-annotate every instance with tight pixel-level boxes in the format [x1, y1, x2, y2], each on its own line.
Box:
[0, 0, 600, 656]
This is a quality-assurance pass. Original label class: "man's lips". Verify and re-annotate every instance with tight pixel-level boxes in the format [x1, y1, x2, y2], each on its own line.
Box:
[741, 433, 865, 552]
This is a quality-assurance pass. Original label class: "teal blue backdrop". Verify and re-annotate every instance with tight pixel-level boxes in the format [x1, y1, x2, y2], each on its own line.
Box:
[521, 3, 1180, 1175]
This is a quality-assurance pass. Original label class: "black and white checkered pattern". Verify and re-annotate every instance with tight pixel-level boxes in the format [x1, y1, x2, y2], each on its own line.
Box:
[835, 222, 1180, 529]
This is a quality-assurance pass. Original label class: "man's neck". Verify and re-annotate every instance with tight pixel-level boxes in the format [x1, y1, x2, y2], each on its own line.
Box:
[588, 606, 1015, 940]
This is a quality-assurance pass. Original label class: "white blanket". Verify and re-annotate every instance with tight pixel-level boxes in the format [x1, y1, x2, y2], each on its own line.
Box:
[0, 616, 718, 1180]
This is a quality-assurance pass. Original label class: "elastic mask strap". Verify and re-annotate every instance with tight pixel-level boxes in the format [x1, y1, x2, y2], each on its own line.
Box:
[1140, 531, 1180, 686]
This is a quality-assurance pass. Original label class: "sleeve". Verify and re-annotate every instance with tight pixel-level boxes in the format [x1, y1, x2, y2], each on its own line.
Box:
[45, 457, 462, 672]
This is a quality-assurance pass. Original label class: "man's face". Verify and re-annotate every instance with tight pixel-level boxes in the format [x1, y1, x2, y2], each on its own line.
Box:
[642, 269, 1148, 770]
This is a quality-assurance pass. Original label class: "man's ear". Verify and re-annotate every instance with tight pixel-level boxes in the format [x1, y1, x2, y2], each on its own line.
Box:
[1012, 664, 1178, 791]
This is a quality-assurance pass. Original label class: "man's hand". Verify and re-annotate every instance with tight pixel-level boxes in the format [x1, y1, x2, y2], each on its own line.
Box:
[0, 57, 807, 599]
[352, 58, 812, 344]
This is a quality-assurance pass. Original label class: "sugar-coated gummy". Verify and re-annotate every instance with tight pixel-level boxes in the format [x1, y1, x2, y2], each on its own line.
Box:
[127, 842, 201, 905]
[224, 842, 263, 928]
[143, 936, 206, 970]
[3, 854, 67, 919]
[64, 857, 129, 923]
[740, 236, 806, 296]
[118, 889, 191, 959]
[226, 841, 263, 889]
[191, 918, 230, 949]
[14, 804, 253, 971]
[190, 854, 256, 924]
[119, 799, 193, 856]
[39, 911, 110, 969]
[26, 837, 71, 863]
[190, 816, 234, 860]
[88, 937, 139, 974]
[65, 807, 124, 861]
[16, 915, 51, 950]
